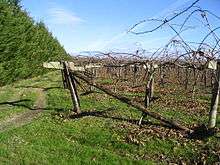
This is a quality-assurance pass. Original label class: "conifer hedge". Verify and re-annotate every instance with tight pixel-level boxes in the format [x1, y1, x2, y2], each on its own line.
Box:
[0, 0, 69, 85]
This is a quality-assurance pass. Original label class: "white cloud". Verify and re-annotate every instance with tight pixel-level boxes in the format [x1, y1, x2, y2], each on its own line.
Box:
[47, 7, 84, 26]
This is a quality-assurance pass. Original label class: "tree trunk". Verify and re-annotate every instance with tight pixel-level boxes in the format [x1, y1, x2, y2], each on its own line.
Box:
[208, 60, 220, 129]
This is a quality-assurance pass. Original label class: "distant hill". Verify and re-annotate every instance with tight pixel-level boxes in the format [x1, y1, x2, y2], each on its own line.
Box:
[0, 0, 69, 85]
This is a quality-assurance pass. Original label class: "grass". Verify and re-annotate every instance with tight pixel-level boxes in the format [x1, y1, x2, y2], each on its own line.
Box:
[0, 116, 154, 165]
[0, 86, 38, 121]
[0, 71, 219, 164]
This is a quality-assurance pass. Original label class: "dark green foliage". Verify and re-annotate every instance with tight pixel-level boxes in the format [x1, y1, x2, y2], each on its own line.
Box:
[0, 1, 69, 85]
[3, 0, 21, 7]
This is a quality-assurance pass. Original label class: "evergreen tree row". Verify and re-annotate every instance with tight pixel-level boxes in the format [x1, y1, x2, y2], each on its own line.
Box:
[0, 0, 69, 85]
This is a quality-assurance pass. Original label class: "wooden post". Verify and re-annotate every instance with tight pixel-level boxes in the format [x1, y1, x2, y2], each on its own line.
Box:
[208, 60, 220, 129]
[139, 65, 155, 125]
[43, 61, 101, 114]
[61, 63, 69, 89]
[63, 61, 81, 114]
[144, 72, 154, 107]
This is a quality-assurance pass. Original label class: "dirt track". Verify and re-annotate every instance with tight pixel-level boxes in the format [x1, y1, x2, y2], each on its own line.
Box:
[0, 88, 46, 132]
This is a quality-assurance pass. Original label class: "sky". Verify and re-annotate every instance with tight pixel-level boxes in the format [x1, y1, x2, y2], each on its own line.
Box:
[21, 0, 220, 54]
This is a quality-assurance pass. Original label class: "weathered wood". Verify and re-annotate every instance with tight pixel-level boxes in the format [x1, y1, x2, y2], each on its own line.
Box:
[85, 64, 102, 69]
[70, 72, 81, 107]
[61, 68, 68, 89]
[63, 62, 81, 114]
[71, 66, 85, 71]
[43, 61, 76, 70]
[139, 65, 155, 125]
[74, 72, 190, 131]
[43, 62, 102, 71]
[208, 60, 217, 70]
[139, 70, 154, 125]
[144, 71, 154, 107]
[43, 62, 63, 69]
[208, 60, 220, 129]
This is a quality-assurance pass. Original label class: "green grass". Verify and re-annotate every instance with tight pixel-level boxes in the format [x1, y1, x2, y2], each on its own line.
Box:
[0, 86, 38, 121]
[0, 71, 219, 164]
[0, 115, 155, 165]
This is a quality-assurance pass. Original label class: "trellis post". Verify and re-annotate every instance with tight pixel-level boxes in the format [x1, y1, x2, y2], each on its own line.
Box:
[62, 61, 81, 114]
[208, 59, 220, 129]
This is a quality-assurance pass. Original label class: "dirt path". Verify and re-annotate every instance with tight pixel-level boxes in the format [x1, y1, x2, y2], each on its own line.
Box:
[0, 88, 46, 132]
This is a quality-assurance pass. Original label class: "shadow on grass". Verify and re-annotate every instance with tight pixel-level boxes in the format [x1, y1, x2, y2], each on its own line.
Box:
[2, 99, 217, 140]
[188, 124, 218, 140]
[68, 107, 172, 129]
[80, 91, 96, 96]
[0, 99, 64, 112]
[14, 85, 63, 92]
[0, 99, 35, 110]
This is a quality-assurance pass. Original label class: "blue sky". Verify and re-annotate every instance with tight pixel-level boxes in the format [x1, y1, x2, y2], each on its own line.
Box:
[21, 0, 220, 54]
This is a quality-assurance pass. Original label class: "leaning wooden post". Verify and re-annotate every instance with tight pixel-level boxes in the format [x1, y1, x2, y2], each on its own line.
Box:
[74, 72, 189, 131]
[61, 68, 68, 89]
[208, 59, 220, 129]
[63, 61, 81, 114]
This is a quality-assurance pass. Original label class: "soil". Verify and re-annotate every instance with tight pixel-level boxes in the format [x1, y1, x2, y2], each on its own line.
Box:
[0, 88, 46, 132]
